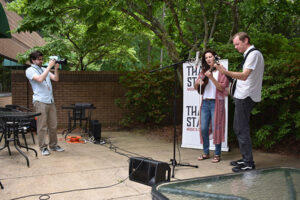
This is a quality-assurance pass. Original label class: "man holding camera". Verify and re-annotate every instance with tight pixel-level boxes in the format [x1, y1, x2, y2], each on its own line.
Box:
[26, 51, 64, 156]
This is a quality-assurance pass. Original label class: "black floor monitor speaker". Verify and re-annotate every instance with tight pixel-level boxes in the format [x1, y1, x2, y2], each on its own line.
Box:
[90, 120, 101, 142]
[129, 157, 171, 186]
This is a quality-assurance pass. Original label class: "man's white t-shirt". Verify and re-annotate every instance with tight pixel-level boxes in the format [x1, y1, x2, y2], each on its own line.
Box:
[234, 46, 264, 102]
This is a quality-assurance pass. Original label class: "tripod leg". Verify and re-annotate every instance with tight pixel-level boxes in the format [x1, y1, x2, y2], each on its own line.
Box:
[0, 180, 3, 189]
[170, 159, 177, 178]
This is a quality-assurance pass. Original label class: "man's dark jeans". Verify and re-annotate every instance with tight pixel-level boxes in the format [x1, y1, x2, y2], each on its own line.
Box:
[233, 97, 256, 166]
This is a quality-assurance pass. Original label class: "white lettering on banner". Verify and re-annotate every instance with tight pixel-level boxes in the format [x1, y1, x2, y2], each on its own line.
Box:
[181, 60, 229, 151]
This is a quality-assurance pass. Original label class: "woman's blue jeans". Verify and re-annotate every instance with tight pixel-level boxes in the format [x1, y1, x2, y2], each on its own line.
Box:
[201, 99, 221, 156]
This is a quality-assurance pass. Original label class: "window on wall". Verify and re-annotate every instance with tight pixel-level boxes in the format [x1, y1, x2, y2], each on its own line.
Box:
[0, 57, 27, 92]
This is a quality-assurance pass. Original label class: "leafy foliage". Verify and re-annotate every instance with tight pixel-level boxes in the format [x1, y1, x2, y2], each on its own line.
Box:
[250, 34, 300, 149]
[7, 0, 140, 71]
[115, 66, 175, 127]
[239, 0, 299, 38]
[6, 0, 300, 150]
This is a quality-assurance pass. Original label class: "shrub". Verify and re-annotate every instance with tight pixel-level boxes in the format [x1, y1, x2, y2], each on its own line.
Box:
[251, 34, 300, 149]
[115, 66, 175, 127]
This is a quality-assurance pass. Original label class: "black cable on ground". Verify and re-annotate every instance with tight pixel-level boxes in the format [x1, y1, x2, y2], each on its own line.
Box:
[10, 137, 151, 200]
[11, 173, 130, 200]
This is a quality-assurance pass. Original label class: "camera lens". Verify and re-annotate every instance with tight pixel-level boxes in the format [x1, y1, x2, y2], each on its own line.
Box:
[56, 59, 67, 65]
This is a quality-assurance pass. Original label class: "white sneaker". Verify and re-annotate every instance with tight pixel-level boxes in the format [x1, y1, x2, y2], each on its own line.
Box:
[41, 148, 50, 156]
[50, 145, 64, 152]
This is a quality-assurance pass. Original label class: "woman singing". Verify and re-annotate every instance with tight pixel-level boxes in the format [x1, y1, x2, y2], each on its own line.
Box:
[194, 49, 229, 163]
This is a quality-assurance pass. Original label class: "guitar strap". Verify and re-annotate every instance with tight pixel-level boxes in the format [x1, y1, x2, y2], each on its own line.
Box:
[239, 47, 259, 69]
[228, 48, 260, 97]
[227, 48, 259, 82]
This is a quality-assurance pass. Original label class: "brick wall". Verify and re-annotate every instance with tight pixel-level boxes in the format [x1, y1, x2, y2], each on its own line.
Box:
[11, 70, 126, 128]
[0, 95, 12, 106]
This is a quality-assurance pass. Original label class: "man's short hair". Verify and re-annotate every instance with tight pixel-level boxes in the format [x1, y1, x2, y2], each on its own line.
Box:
[233, 32, 251, 44]
[29, 51, 43, 64]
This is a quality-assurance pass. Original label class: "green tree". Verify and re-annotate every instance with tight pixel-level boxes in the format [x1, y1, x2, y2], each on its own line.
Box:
[250, 33, 300, 149]
[239, 0, 300, 38]
[7, 0, 139, 71]
[6, 0, 300, 150]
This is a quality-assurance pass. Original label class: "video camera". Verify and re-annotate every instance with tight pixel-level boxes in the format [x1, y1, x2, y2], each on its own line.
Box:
[49, 56, 67, 65]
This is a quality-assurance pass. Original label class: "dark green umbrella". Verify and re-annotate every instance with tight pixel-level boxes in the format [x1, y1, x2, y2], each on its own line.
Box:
[0, 3, 11, 38]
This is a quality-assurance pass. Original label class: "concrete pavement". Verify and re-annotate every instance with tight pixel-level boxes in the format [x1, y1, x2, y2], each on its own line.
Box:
[1, 130, 299, 200]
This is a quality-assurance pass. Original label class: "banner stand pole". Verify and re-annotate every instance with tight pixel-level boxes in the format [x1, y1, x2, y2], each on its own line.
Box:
[150, 60, 198, 178]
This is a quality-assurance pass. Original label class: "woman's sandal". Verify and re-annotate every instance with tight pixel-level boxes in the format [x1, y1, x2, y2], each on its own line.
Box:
[197, 154, 210, 160]
[211, 155, 221, 163]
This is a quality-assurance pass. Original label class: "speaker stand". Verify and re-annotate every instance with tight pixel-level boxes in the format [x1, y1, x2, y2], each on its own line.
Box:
[150, 60, 198, 178]
[94, 139, 105, 144]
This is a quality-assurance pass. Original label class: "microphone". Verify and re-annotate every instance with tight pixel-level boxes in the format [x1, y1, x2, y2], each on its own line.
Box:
[195, 51, 200, 69]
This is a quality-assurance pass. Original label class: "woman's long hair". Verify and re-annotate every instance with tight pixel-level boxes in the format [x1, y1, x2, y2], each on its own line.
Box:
[201, 49, 217, 73]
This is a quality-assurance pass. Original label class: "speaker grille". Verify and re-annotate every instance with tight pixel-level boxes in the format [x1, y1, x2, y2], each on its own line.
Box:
[129, 157, 170, 186]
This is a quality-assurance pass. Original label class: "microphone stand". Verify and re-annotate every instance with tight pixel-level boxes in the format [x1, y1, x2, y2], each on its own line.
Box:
[150, 60, 198, 178]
